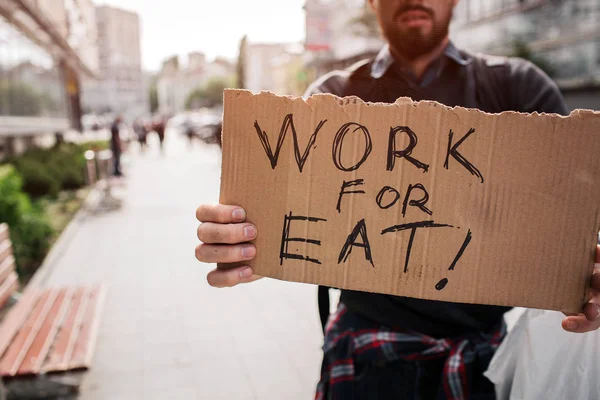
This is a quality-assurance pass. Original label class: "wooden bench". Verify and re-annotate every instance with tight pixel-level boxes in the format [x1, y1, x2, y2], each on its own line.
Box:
[0, 223, 104, 384]
[0, 224, 18, 311]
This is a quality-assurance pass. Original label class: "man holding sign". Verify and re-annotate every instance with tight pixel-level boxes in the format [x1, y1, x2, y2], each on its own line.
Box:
[196, 0, 600, 398]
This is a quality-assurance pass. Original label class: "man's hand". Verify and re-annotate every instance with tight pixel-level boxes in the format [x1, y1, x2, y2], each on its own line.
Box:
[562, 245, 600, 333]
[195, 204, 262, 288]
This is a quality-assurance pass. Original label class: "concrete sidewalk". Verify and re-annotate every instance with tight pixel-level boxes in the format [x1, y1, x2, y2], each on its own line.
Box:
[39, 134, 324, 399]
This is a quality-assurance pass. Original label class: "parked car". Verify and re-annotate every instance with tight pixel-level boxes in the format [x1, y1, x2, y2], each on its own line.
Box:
[168, 110, 222, 144]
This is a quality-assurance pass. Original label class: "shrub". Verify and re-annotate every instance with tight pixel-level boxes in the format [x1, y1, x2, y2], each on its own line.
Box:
[80, 140, 109, 152]
[5, 140, 108, 198]
[48, 146, 86, 190]
[0, 165, 54, 277]
[14, 157, 60, 198]
[11, 208, 53, 276]
[0, 165, 29, 227]
[59, 164, 85, 190]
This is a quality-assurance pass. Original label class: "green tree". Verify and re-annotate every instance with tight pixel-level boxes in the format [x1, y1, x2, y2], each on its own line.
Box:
[236, 35, 247, 89]
[185, 77, 232, 109]
[511, 40, 556, 78]
[204, 78, 230, 106]
[185, 87, 206, 110]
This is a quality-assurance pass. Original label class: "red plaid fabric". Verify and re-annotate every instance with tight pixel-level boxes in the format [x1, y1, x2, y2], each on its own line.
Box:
[316, 303, 506, 400]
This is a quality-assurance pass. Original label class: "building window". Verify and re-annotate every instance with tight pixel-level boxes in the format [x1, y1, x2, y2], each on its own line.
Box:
[0, 16, 67, 118]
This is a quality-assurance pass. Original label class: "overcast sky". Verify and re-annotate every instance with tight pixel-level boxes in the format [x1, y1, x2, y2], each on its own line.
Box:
[99, 0, 306, 72]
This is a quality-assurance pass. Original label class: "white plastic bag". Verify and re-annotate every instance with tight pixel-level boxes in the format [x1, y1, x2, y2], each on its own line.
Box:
[485, 308, 600, 399]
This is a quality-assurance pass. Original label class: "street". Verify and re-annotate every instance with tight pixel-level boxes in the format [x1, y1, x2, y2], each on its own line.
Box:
[38, 133, 324, 399]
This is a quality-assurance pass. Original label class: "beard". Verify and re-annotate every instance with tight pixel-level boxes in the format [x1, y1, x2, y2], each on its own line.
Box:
[381, 12, 452, 60]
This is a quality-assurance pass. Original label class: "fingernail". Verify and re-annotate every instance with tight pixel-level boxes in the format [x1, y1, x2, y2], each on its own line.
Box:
[566, 320, 578, 330]
[232, 208, 245, 221]
[241, 245, 255, 259]
[244, 225, 257, 239]
[595, 305, 600, 320]
[240, 267, 253, 279]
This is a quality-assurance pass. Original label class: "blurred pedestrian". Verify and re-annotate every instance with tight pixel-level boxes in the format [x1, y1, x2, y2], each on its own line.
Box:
[183, 119, 195, 148]
[133, 118, 148, 152]
[153, 116, 166, 154]
[54, 131, 65, 147]
[110, 116, 123, 177]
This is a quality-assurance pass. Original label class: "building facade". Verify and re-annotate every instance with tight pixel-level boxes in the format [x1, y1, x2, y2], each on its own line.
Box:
[157, 53, 234, 114]
[244, 42, 298, 93]
[64, 0, 99, 74]
[451, 0, 600, 110]
[304, 0, 384, 78]
[270, 43, 309, 96]
[0, 0, 96, 156]
[81, 5, 146, 121]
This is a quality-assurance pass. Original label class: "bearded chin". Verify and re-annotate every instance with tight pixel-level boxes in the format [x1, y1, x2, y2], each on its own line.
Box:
[384, 21, 450, 61]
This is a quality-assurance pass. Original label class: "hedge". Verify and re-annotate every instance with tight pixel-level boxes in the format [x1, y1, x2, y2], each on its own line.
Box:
[0, 165, 53, 277]
[5, 141, 108, 199]
[0, 140, 109, 277]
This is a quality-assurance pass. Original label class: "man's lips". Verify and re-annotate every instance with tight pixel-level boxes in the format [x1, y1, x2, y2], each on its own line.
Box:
[397, 9, 432, 25]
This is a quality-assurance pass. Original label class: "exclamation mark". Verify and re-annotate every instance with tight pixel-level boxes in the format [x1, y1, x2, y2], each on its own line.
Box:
[435, 229, 472, 290]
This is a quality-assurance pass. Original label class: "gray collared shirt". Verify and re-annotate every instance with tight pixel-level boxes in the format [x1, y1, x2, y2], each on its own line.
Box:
[305, 42, 567, 115]
[370, 42, 471, 87]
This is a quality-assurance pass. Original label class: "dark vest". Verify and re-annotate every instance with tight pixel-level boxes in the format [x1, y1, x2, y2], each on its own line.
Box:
[339, 51, 513, 113]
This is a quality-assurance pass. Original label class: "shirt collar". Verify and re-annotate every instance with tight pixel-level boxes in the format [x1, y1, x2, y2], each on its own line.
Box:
[370, 41, 471, 80]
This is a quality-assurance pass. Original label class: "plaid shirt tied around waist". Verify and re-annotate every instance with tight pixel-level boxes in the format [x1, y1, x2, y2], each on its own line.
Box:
[316, 303, 506, 400]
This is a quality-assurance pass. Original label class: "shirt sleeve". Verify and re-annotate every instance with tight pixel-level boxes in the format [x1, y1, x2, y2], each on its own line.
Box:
[508, 58, 569, 116]
[303, 70, 350, 98]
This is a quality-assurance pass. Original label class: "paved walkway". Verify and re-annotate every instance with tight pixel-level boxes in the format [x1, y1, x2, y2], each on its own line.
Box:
[39, 134, 325, 399]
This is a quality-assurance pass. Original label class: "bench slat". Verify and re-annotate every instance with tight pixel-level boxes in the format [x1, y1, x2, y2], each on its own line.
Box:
[0, 272, 18, 310]
[0, 289, 58, 376]
[41, 287, 87, 372]
[0, 224, 8, 244]
[0, 256, 16, 284]
[68, 285, 106, 370]
[0, 240, 12, 268]
[17, 288, 73, 375]
[0, 288, 40, 359]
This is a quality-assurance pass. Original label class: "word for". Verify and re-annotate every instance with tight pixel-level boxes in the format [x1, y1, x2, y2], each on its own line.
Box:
[337, 179, 431, 216]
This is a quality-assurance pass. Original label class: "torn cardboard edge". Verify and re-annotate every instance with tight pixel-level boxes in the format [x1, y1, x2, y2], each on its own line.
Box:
[219, 89, 600, 313]
[249, 88, 600, 119]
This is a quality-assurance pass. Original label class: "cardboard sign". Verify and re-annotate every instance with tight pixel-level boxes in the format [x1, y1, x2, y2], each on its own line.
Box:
[219, 89, 600, 312]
